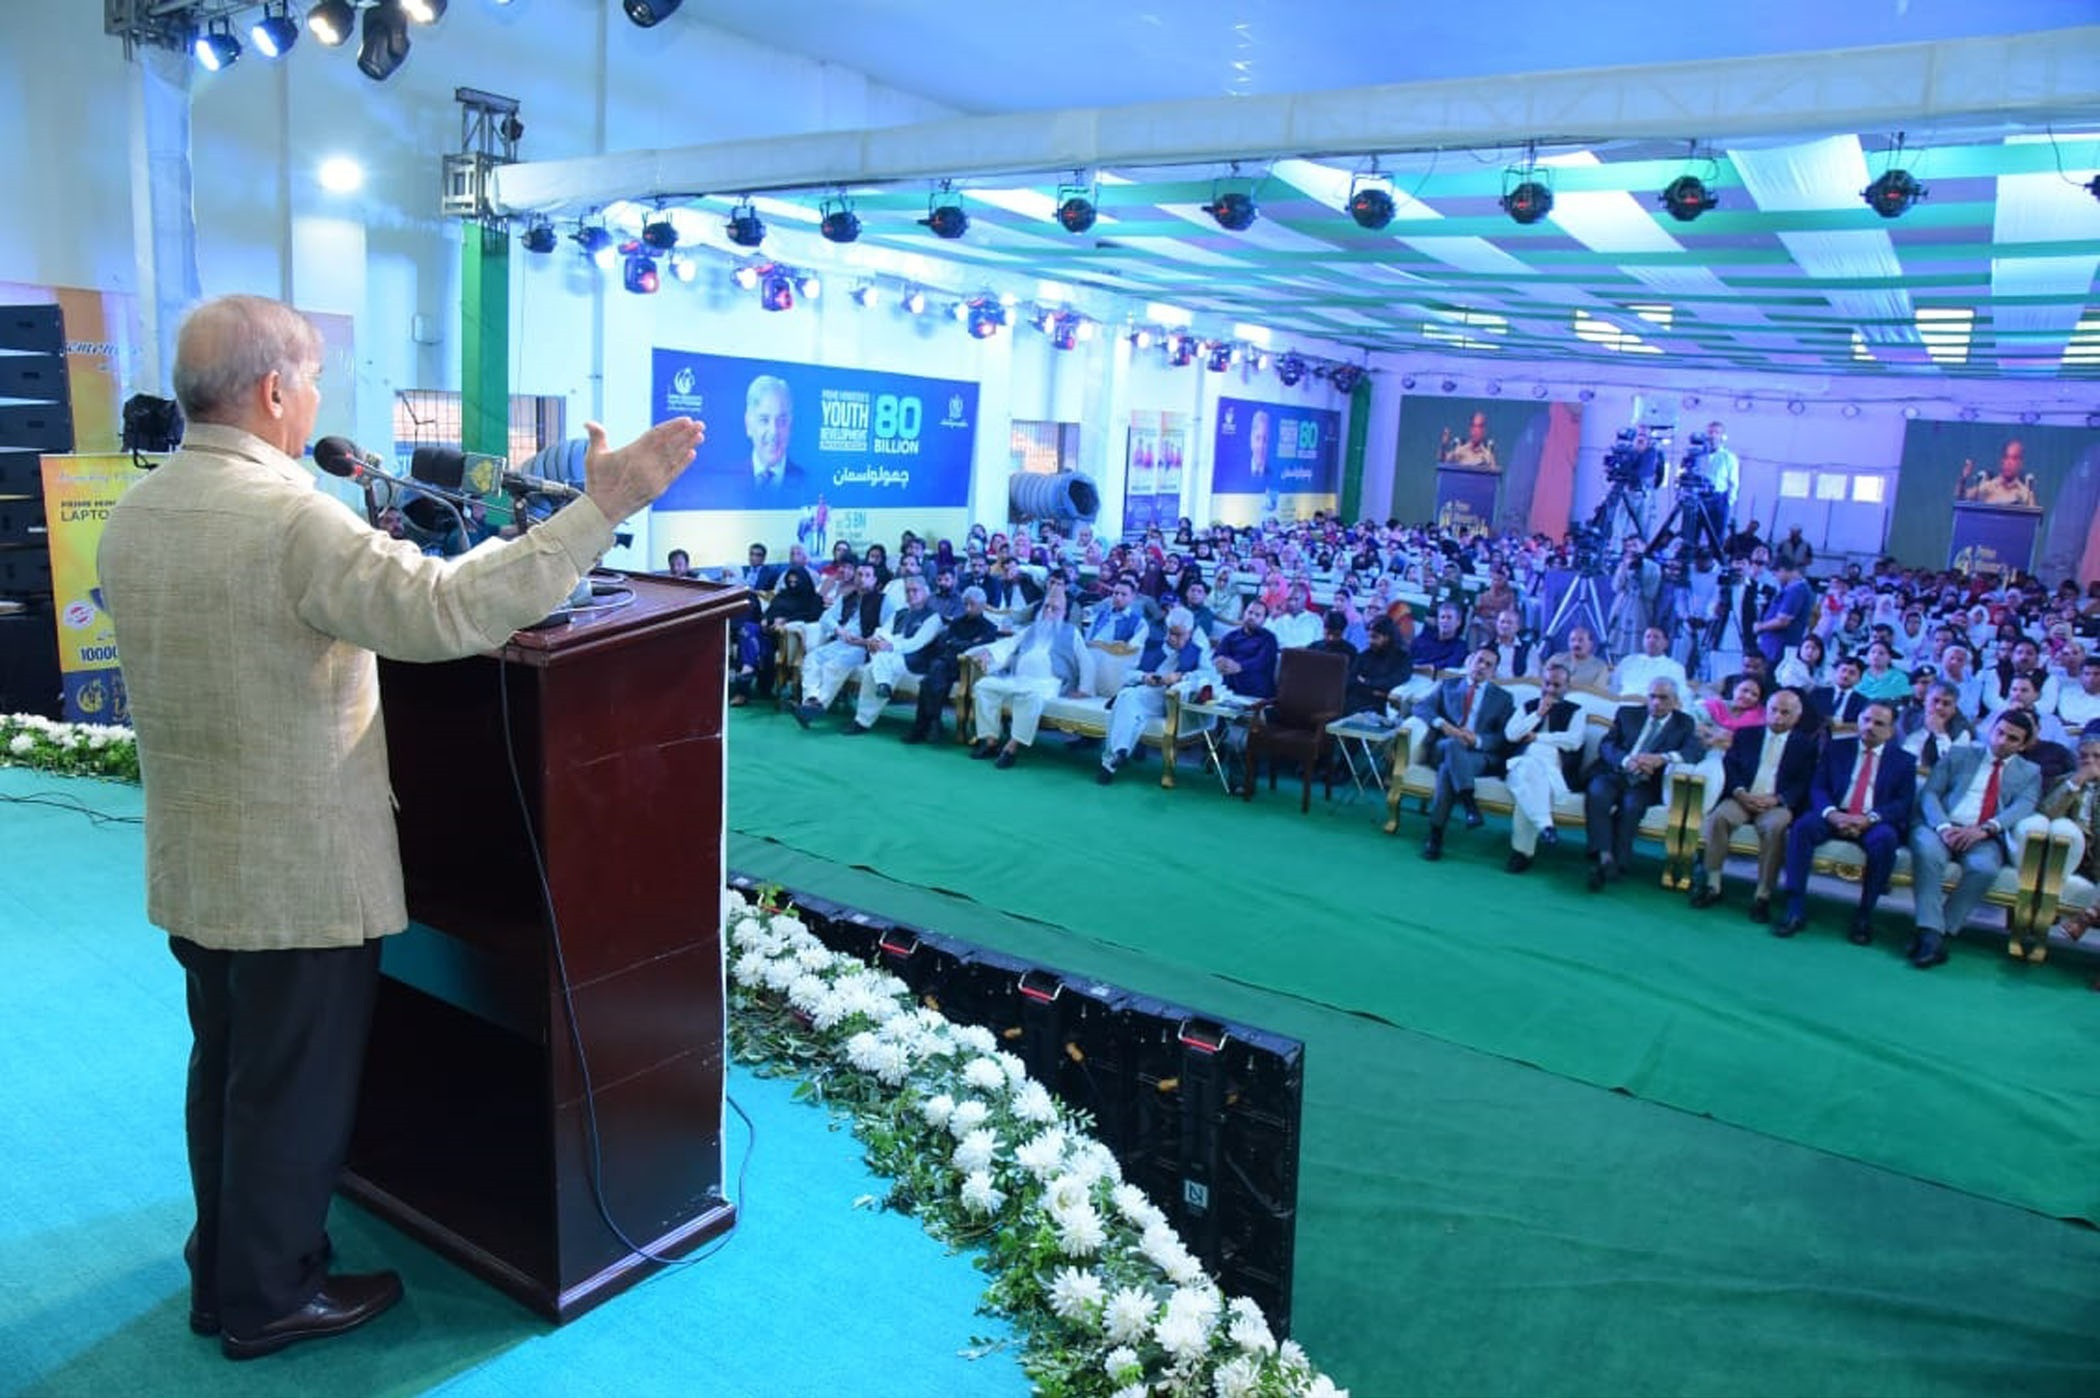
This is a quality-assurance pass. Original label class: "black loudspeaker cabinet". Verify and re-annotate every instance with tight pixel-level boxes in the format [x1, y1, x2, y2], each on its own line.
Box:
[0, 304, 73, 609]
[0, 609, 62, 717]
[749, 879, 1304, 1335]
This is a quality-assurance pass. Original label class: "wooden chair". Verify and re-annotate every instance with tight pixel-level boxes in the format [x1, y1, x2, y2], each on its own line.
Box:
[1245, 649, 1351, 812]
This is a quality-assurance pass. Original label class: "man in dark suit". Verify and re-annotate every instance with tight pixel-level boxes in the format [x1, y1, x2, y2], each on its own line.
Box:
[1692, 686, 1817, 919]
[1415, 646, 1515, 860]
[743, 374, 809, 495]
[1908, 710, 2042, 968]
[1584, 677, 1703, 889]
[1808, 654, 1869, 727]
[1775, 701, 1917, 944]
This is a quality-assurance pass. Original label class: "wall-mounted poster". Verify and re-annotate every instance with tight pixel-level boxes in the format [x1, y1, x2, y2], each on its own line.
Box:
[1888, 420, 2100, 580]
[1209, 397, 1341, 527]
[649, 349, 980, 561]
[1125, 409, 1189, 535]
[1392, 394, 1584, 537]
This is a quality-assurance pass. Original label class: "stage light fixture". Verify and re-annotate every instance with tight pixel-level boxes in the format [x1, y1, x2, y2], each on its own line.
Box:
[1206, 189, 1258, 232]
[622, 253, 660, 295]
[520, 218, 557, 254]
[1959, 406, 1980, 422]
[1206, 342, 1234, 373]
[1169, 334, 1199, 368]
[1129, 327, 1154, 351]
[1032, 307, 1056, 334]
[1787, 399, 1806, 416]
[796, 272, 821, 300]
[732, 263, 761, 291]
[922, 190, 969, 240]
[1502, 178, 1553, 225]
[357, 1, 412, 80]
[1049, 314, 1082, 352]
[761, 268, 795, 312]
[1347, 182, 1396, 230]
[1075, 318, 1096, 343]
[640, 216, 679, 251]
[819, 199, 861, 244]
[668, 255, 696, 283]
[307, 0, 354, 46]
[949, 301, 971, 324]
[1681, 395, 1699, 409]
[1733, 396, 1753, 411]
[2020, 410, 2040, 425]
[623, 0, 683, 25]
[1578, 388, 1596, 403]
[1275, 353, 1306, 387]
[401, 0, 446, 21]
[1441, 379, 1457, 393]
[1486, 380, 1502, 396]
[1659, 174, 1717, 222]
[966, 298, 1006, 339]
[1842, 403, 1862, 419]
[2088, 175, 2100, 205]
[251, 2, 299, 57]
[1862, 168, 1926, 219]
[1399, 375, 1416, 390]
[2087, 410, 2100, 428]
[193, 18, 241, 70]
[1902, 405, 1920, 420]
[1532, 384, 1549, 399]
[851, 284, 880, 308]
[903, 289, 927, 315]
[1056, 187, 1098, 234]
[726, 200, 766, 248]
[572, 222, 613, 268]
[1332, 364, 1366, 395]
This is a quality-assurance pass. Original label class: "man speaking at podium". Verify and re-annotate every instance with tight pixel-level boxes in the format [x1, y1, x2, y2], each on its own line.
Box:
[97, 294, 703, 1360]
[1959, 439, 2039, 508]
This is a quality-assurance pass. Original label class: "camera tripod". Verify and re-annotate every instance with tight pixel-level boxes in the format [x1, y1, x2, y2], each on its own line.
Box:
[1543, 480, 1649, 650]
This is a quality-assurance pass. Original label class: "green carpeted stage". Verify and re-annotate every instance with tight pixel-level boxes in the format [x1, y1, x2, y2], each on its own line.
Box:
[6, 701, 2100, 1396]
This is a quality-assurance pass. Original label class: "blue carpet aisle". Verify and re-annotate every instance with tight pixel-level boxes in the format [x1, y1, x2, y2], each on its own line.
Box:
[0, 769, 1025, 1397]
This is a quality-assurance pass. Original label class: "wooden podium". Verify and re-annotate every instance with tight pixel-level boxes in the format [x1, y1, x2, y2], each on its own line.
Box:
[347, 572, 745, 1322]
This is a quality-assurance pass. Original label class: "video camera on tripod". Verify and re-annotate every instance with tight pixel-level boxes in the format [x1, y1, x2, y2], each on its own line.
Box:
[1603, 427, 1665, 490]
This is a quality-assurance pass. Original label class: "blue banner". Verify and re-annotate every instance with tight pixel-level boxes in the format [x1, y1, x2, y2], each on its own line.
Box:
[651, 349, 979, 514]
[1209, 397, 1342, 525]
[1434, 466, 1501, 534]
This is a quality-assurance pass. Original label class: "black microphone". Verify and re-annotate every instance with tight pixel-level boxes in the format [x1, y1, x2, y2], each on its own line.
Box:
[412, 445, 584, 502]
[313, 435, 386, 482]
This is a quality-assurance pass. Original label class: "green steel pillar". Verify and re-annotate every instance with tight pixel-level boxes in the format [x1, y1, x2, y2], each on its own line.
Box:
[460, 221, 509, 459]
[1338, 377, 1371, 522]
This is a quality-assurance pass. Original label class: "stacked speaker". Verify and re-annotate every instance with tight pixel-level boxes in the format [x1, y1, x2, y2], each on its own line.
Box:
[0, 305, 72, 718]
[732, 873, 1306, 1335]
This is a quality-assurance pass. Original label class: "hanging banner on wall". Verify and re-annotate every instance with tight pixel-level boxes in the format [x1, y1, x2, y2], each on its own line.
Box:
[39, 453, 145, 724]
[1888, 420, 2100, 580]
[1124, 409, 1189, 535]
[648, 348, 979, 564]
[1209, 397, 1341, 527]
[1392, 395, 1584, 536]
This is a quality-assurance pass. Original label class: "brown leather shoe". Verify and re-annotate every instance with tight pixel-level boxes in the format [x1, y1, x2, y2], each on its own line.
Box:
[221, 1271, 403, 1360]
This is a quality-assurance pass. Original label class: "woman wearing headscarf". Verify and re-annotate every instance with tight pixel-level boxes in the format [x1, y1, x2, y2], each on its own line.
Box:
[747, 565, 825, 704]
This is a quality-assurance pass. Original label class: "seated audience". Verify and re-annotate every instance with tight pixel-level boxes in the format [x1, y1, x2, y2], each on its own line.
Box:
[1584, 677, 1703, 890]
[1415, 647, 1514, 861]
[1213, 600, 1280, 702]
[1908, 710, 2041, 969]
[1265, 582, 1323, 650]
[1545, 625, 1610, 691]
[968, 592, 1086, 769]
[1411, 602, 1470, 674]
[904, 586, 998, 744]
[1346, 617, 1412, 716]
[1099, 608, 1205, 785]
[1808, 654, 1870, 726]
[1503, 662, 1584, 872]
[795, 562, 893, 725]
[1692, 687, 1815, 919]
[1611, 626, 1689, 700]
[843, 575, 943, 734]
[1775, 701, 1916, 946]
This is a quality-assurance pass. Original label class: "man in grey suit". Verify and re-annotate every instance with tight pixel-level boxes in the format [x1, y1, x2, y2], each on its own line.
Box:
[1415, 645, 1514, 860]
[1908, 709, 2042, 969]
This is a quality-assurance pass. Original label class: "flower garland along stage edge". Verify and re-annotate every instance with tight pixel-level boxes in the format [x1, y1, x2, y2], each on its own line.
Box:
[1, 714, 140, 782]
[727, 890, 1347, 1398]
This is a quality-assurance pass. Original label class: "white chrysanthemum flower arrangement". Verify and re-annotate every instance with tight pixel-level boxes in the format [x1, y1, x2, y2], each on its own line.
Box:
[0, 714, 140, 781]
[724, 888, 1346, 1398]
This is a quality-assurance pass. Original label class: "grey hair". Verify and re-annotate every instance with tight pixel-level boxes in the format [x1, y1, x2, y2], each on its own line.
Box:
[172, 294, 323, 421]
[745, 374, 792, 413]
[961, 585, 987, 604]
[1648, 677, 1681, 701]
[1164, 607, 1195, 632]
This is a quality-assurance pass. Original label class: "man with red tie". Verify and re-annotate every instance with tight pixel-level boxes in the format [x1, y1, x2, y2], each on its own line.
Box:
[1907, 710, 2042, 969]
[1775, 701, 1917, 945]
